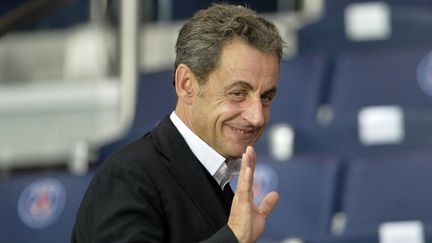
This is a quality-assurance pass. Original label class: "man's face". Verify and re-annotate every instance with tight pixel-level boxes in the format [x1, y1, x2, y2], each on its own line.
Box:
[189, 39, 279, 159]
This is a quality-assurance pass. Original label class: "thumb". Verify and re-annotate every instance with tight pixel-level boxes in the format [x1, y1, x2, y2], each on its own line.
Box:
[258, 191, 279, 219]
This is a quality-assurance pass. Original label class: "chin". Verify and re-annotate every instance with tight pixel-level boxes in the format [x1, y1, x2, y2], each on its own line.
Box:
[226, 145, 248, 159]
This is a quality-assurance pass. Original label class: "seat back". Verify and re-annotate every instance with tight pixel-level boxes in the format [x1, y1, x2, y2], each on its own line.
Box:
[0, 171, 93, 243]
[341, 151, 432, 237]
[325, 44, 432, 159]
[233, 155, 340, 241]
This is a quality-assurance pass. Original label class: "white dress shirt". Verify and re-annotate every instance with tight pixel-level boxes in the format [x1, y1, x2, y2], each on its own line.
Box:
[170, 111, 240, 189]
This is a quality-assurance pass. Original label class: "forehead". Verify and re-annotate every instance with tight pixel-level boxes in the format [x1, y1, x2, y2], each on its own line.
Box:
[210, 39, 280, 88]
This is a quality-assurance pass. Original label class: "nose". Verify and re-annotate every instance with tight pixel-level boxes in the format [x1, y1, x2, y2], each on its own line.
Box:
[243, 98, 265, 128]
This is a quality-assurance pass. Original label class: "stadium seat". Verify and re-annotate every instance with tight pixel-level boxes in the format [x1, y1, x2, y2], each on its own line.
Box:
[298, 0, 432, 58]
[338, 150, 432, 240]
[293, 0, 432, 160]
[324, 43, 432, 159]
[331, 45, 432, 113]
[236, 155, 340, 242]
[0, 170, 93, 243]
[271, 54, 328, 126]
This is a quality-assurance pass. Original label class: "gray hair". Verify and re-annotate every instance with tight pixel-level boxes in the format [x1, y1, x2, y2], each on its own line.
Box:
[174, 3, 284, 85]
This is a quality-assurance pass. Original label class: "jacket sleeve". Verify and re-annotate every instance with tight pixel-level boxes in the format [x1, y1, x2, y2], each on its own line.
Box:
[199, 225, 239, 243]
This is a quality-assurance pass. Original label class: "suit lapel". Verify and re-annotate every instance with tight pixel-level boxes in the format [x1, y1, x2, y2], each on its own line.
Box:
[151, 116, 228, 231]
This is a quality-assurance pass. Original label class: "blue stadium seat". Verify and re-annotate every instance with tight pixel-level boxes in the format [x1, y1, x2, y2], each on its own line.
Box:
[294, 0, 432, 160]
[98, 69, 176, 162]
[339, 150, 432, 239]
[271, 55, 328, 126]
[331, 45, 432, 113]
[324, 44, 432, 159]
[0, 170, 93, 243]
[0, 0, 89, 31]
[240, 155, 340, 242]
[298, 0, 432, 57]
[129, 70, 177, 136]
[171, 0, 277, 20]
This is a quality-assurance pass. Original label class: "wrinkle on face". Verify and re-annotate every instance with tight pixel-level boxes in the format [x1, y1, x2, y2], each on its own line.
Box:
[184, 39, 280, 159]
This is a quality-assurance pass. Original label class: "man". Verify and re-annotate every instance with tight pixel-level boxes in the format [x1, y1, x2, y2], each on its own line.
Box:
[72, 3, 284, 242]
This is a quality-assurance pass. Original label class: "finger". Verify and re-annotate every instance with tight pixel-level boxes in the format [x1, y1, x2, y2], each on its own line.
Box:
[237, 167, 253, 203]
[258, 191, 279, 219]
[243, 146, 256, 201]
[245, 146, 256, 173]
[236, 153, 253, 203]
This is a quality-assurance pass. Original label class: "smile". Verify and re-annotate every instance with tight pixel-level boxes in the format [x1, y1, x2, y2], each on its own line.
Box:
[236, 129, 245, 134]
[230, 126, 255, 137]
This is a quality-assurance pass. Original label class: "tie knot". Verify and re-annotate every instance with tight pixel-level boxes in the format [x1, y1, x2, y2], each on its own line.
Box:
[215, 159, 241, 189]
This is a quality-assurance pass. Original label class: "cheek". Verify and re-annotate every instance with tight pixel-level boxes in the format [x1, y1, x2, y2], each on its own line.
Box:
[264, 109, 271, 123]
[223, 101, 248, 115]
[213, 102, 238, 120]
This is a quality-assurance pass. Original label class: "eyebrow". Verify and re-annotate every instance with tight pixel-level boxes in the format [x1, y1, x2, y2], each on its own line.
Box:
[225, 81, 253, 90]
[263, 86, 277, 96]
[226, 81, 277, 95]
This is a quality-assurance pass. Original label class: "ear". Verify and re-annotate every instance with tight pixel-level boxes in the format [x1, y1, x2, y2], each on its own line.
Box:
[174, 64, 197, 105]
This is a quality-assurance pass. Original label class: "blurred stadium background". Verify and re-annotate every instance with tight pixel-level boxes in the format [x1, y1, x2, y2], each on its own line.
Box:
[1, 0, 432, 242]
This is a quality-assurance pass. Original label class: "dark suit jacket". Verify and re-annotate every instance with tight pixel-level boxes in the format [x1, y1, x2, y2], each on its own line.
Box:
[72, 116, 238, 243]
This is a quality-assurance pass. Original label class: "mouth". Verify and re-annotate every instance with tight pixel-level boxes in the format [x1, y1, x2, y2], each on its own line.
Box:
[234, 128, 253, 134]
[229, 126, 257, 140]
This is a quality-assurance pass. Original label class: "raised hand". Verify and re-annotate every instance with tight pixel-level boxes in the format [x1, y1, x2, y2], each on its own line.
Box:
[227, 146, 279, 243]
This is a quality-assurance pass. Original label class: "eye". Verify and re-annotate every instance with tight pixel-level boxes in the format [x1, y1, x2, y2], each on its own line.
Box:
[261, 93, 274, 103]
[230, 90, 247, 100]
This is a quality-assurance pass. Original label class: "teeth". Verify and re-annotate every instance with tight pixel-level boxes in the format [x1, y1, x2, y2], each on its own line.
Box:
[236, 129, 245, 134]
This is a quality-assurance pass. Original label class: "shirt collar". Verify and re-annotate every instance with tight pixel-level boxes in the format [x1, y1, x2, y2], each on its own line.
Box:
[170, 111, 240, 189]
